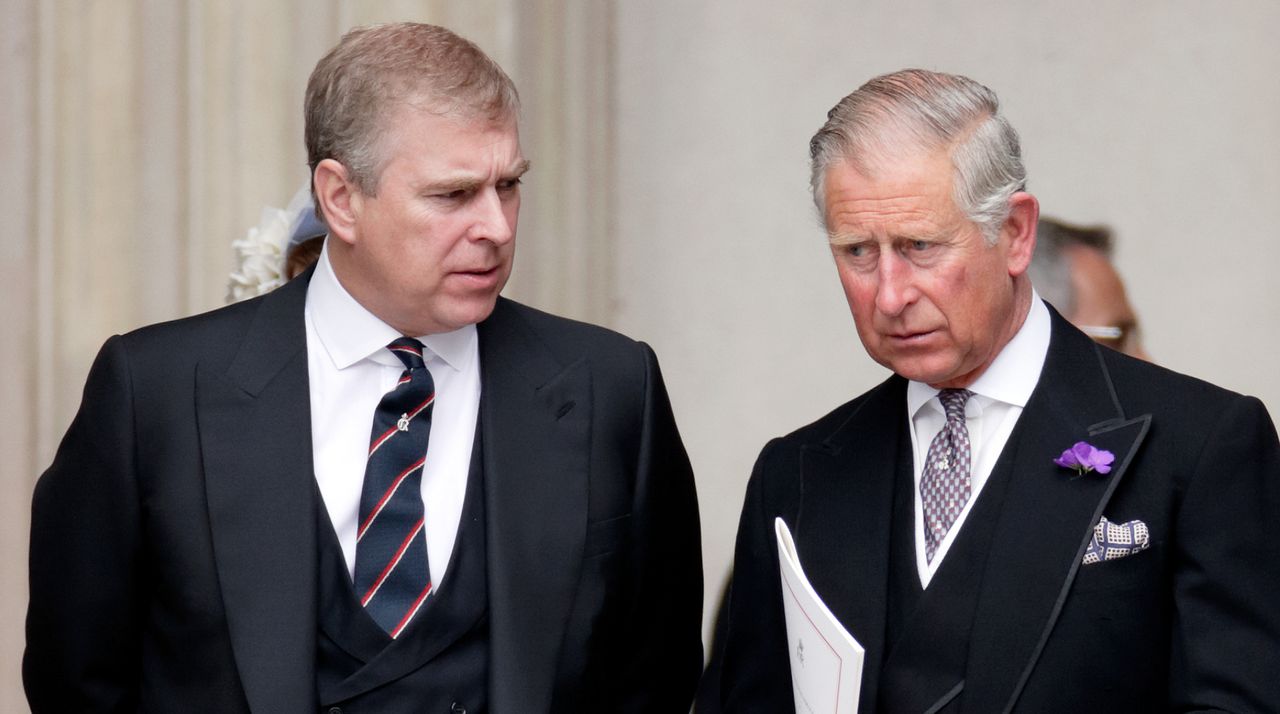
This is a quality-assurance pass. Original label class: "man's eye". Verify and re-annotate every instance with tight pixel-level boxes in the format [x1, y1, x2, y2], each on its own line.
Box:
[909, 240, 931, 251]
[497, 178, 522, 192]
[848, 244, 868, 257]
[435, 189, 468, 201]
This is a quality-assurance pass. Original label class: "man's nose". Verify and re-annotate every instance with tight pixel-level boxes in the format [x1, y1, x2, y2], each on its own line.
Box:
[470, 189, 515, 245]
[874, 254, 915, 316]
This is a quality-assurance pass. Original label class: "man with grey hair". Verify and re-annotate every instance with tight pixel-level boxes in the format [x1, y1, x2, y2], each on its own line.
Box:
[1029, 217, 1149, 360]
[711, 69, 1280, 712]
[26, 23, 702, 712]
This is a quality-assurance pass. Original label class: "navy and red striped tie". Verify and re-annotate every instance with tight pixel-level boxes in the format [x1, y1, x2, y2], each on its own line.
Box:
[353, 337, 435, 638]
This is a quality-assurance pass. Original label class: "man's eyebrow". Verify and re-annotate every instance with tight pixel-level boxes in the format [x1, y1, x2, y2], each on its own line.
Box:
[827, 226, 951, 246]
[424, 160, 532, 193]
[425, 176, 484, 193]
[828, 231, 865, 246]
[508, 159, 532, 177]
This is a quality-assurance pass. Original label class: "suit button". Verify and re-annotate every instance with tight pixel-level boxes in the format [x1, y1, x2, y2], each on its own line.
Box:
[327, 708, 342, 714]
[451, 703, 466, 714]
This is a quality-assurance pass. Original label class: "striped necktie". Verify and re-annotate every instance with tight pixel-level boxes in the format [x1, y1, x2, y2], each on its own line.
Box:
[353, 337, 435, 638]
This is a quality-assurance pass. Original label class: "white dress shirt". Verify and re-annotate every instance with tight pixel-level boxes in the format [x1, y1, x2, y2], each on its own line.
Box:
[305, 243, 480, 592]
[906, 295, 1051, 588]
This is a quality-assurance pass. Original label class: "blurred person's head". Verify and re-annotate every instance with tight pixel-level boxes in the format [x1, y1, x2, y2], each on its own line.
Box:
[1029, 217, 1149, 360]
[810, 69, 1038, 388]
[306, 22, 528, 337]
[284, 236, 325, 280]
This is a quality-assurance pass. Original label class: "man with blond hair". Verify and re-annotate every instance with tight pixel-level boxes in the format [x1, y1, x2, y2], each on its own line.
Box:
[712, 69, 1280, 712]
[26, 23, 702, 712]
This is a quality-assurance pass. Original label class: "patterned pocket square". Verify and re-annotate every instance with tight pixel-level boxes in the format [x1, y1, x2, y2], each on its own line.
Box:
[1082, 516, 1150, 565]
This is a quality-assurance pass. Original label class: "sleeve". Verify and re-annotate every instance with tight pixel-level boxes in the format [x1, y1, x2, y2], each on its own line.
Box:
[1170, 395, 1280, 711]
[612, 343, 705, 713]
[713, 439, 799, 713]
[24, 335, 144, 712]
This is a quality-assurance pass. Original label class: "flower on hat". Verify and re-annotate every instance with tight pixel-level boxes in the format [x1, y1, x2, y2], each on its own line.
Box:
[226, 184, 321, 303]
[226, 206, 291, 303]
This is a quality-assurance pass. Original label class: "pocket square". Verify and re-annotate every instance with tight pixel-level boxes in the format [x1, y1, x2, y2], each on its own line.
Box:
[1082, 516, 1150, 565]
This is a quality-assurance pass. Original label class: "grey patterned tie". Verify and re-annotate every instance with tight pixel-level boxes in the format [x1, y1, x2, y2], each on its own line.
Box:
[920, 388, 973, 563]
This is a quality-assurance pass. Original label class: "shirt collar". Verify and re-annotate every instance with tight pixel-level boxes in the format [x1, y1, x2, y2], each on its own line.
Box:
[907, 292, 1051, 417]
[306, 242, 478, 372]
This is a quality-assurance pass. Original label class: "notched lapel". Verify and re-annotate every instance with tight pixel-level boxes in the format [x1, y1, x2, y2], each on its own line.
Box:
[964, 315, 1151, 713]
[197, 280, 318, 714]
[479, 304, 591, 713]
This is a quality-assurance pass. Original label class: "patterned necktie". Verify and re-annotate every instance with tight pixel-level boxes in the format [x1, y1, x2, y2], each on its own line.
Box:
[920, 388, 973, 563]
[353, 337, 435, 638]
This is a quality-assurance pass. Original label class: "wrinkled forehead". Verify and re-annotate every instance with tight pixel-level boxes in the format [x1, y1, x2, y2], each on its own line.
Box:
[824, 142, 955, 199]
[823, 133, 959, 214]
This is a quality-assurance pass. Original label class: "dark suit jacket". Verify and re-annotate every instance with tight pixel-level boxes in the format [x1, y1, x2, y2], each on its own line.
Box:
[25, 271, 703, 712]
[715, 309, 1280, 713]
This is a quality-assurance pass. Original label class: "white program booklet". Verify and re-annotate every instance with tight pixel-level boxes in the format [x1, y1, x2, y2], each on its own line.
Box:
[775, 517, 864, 714]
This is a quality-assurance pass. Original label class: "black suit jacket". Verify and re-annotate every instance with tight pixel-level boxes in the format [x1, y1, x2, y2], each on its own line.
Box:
[25, 271, 703, 712]
[716, 309, 1280, 712]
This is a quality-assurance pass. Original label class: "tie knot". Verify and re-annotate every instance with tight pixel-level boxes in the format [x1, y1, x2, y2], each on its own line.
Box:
[387, 338, 427, 371]
[938, 388, 971, 423]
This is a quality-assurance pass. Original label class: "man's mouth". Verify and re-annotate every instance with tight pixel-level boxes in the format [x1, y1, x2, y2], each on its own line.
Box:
[886, 329, 936, 344]
[450, 265, 503, 287]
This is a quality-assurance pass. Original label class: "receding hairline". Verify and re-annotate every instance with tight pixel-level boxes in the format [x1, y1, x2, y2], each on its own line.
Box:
[830, 107, 992, 177]
[304, 21, 521, 200]
[815, 113, 992, 231]
[810, 69, 1025, 245]
[351, 97, 524, 193]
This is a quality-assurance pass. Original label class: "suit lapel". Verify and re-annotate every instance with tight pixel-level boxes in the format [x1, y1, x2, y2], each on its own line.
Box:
[796, 376, 906, 712]
[479, 300, 591, 713]
[963, 312, 1150, 713]
[197, 276, 318, 714]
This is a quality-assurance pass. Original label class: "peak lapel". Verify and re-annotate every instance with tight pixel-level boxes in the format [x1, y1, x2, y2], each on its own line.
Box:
[964, 314, 1150, 713]
[197, 277, 318, 713]
[479, 302, 591, 713]
[795, 376, 906, 711]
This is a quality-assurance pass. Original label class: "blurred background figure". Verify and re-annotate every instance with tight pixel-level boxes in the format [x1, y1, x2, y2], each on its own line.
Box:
[284, 212, 326, 280]
[1028, 217, 1150, 360]
[226, 187, 328, 303]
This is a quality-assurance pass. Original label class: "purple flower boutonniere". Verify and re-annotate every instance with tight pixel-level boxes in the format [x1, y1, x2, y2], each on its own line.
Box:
[1054, 441, 1115, 476]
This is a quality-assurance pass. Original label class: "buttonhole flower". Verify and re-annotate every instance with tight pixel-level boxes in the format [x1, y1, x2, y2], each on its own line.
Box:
[1053, 441, 1115, 476]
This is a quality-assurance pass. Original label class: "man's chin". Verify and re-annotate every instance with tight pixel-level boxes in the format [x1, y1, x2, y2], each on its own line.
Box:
[880, 354, 961, 387]
[442, 296, 502, 330]
[393, 295, 501, 336]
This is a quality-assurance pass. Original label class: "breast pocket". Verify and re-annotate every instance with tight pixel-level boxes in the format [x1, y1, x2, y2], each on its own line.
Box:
[1071, 541, 1163, 595]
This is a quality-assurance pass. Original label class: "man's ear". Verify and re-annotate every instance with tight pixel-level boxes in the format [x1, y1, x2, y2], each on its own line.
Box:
[1002, 191, 1039, 277]
[312, 158, 362, 246]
